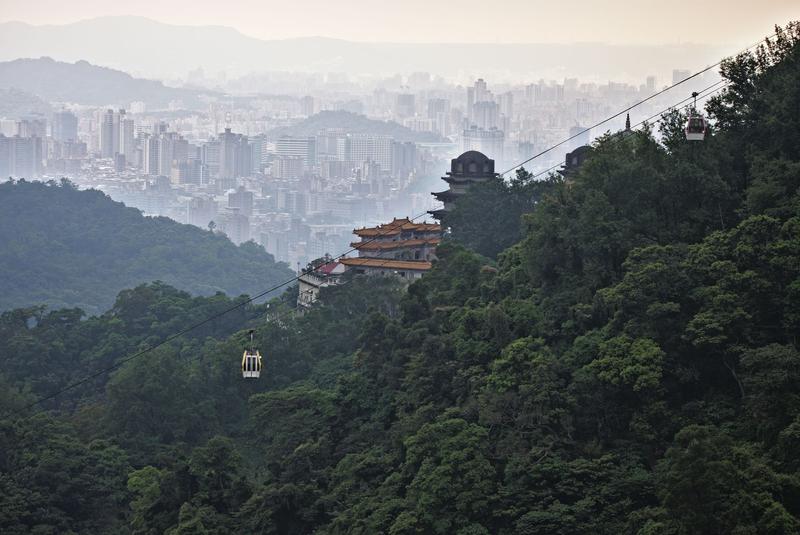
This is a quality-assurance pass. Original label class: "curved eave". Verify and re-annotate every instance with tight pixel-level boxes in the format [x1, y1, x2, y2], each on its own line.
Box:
[432, 189, 458, 201]
[428, 208, 448, 220]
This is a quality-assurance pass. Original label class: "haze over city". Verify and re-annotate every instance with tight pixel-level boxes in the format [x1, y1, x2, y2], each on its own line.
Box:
[2, 0, 799, 44]
[3, 1, 798, 271]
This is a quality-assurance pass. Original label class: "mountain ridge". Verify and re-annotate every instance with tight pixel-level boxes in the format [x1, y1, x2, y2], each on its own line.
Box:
[0, 16, 727, 81]
[0, 56, 214, 108]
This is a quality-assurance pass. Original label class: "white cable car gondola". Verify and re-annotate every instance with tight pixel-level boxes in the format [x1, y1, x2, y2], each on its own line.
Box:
[241, 329, 262, 379]
[685, 92, 708, 141]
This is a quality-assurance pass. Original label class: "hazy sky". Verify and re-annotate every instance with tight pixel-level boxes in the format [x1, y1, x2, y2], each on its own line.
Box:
[1, 0, 798, 44]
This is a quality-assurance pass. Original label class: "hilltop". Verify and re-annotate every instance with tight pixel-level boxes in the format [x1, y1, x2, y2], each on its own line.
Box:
[268, 110, 443, 142]
[0, 180, 293, 314]
[0, 57, 211, 108]
[0, 87, 52, 118]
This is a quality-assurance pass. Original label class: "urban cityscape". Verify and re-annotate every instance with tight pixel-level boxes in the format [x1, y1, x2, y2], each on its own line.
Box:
[0, 59, 720, 269]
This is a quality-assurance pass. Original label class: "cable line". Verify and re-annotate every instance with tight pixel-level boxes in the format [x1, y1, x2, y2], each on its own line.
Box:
[4, 29, 776, 419]
[521, 80, 730, 181]
[4, 210, 434, 418]
[499, 33, 775, 176]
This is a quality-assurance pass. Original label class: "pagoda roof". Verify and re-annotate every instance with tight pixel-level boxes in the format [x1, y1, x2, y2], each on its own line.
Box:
[351, 237, 441, 251]
[443, 172, 497, 181]
[353, 218, 442, 237]
[432, 189, 459, 201]
[340, 257, 433, 271]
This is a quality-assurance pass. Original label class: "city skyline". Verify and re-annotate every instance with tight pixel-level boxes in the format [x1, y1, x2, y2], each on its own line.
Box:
[1, 1, 798, 45]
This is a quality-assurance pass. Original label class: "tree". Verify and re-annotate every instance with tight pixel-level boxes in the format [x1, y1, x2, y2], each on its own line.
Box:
[446, 168, 551, 258]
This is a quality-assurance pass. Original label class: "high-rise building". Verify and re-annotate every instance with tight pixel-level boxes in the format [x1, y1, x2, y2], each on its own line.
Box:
[472, 101, 499, 129]
[187, 196, 218, 228]
[17, 119, 47, 138]
[467, 87, 476, 122]
[143, 135, 160, 176]
[391, 141, 417, 179]
[248, 136, 267, 173]
[320, 160, 353, 180]
[427, 98, 449, 119]
[0, 134, 43, 178]
[52, 111, 78, 142]
[468, 78, 493, 123]
[462, 126, 504, 162]
[273, 156, 304, 179]
[0, 135, 9, 177]
[100, 109, 115, 158]
[228, 186, 254, 217]
[474, 78, 489, 103]
[218, 128, 250, 180]
[347, 134, 393, 171]
[120, 118, 135, 158]
[202, 141, 220, 177]
[499, 92, 514, 119]
[316, 129, 349, 161]
[155, 132, 189, 177]
[276, 136, 317, 169]
[300, 96, 315, 117]
[158, 134, 174, 176]
[219, 208, 250, 244]
[427, 98, 450, 135]
[112, 109, 124, 157]
[170, 154, 205, 185]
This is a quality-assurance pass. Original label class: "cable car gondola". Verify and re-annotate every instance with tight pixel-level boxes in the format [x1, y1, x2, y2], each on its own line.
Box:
[685, 92, 708, 141]
[241, 329, 262, 379]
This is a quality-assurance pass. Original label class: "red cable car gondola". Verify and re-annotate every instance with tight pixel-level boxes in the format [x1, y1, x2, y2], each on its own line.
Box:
[685, 92, 708, 141]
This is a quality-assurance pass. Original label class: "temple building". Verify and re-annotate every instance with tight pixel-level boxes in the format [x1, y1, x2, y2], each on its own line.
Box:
[429, 150, 498, 221]
[340, 217, 442, 280]
[561, 145, 590, 180]
[297, 255, 345, 309]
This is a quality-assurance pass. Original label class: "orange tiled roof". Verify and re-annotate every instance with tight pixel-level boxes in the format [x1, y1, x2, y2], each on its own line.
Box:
[340, 257, 433, 271]
[351, 237, 441, 251]
[353, 218, 442, 237]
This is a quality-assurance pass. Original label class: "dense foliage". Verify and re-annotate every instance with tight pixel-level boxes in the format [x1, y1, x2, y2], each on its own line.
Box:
[0, 179, 293, 314]
[1, 23, 799, 534]
[444, 168, 551, 258]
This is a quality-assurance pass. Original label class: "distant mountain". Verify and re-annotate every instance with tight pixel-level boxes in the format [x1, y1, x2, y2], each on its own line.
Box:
[0, 180, 293, 315]
[0, 57, 211, 109]
[0, 16, 727, 81]
[268, 110, 443, 142]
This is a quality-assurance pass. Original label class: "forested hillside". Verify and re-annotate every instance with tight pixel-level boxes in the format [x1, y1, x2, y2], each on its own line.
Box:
[0, 180, 292, 314]
[1, 23, 799, 534]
